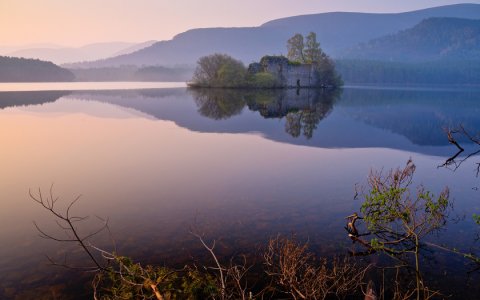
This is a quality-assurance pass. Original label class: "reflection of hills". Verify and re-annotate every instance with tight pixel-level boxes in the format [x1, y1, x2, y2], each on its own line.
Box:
[64, 87, 479, 155]
[338, 88, 480, 146]
[4, 87, 479, 156]
[0, 91, 70, 109]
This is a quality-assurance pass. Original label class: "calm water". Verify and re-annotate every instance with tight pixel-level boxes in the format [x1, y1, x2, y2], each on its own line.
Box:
[0, 84, 479, 298]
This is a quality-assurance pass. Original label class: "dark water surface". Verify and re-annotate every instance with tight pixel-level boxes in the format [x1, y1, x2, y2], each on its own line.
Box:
[0, 85, 479, 298]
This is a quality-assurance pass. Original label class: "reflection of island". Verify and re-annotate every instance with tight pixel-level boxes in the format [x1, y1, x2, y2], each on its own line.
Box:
[190, 88, 340, 139]
[190, 89, 246, 120]
[3, 87, 480, 156]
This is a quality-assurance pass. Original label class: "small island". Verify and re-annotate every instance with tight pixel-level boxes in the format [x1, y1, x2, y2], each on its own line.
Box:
[188, 32, 342, 89]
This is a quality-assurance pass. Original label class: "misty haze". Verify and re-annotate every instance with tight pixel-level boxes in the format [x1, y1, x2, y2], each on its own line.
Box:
[1, 1, 480, 299]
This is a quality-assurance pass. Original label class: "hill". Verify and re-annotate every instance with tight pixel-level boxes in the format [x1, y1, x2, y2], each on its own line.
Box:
[335, 59, 480, 85]
[71, 4, 480, 67]
[7, 41, 156, 65]
[0, 56, 74, 82]
[342, 18, 480, 61]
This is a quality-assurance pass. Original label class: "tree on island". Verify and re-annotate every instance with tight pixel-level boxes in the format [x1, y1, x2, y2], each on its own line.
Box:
[191, 53, 246, 88]
[304, 32, 325, 63]
[286, 33, 306, 63]
[190, 32, 342, 88]
[287, 32, 341, 87]
[287, 32, 325, 64]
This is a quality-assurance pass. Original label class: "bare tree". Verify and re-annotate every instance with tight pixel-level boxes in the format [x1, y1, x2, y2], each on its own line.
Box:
[264, 235, 369, 299]
[31, 187, 219, 300]
[439, 125, 480, 177]
[30, 185, 108, 272]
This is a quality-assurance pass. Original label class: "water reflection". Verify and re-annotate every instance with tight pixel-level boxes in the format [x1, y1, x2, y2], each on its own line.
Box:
[1, 87, 479, 155]
[339, 88, 480, 146]
[0, 86, 479, 298]
[50, 87, 480, 156]
[191, 88, 246, 120]
[0, 90, 70, 108]
[190, 88, 340, 139]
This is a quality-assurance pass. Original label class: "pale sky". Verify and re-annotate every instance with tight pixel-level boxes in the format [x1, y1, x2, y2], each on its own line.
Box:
[1, 0, 479, 47]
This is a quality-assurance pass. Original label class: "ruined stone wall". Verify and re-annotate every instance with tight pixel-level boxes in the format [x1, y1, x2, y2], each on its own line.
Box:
[253, 56, 319, 88]
[246, 88, 323, 118]
[283, 64, 315, 88]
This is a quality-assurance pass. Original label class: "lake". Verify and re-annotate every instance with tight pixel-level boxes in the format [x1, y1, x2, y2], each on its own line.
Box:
[0, 83, 479, 299]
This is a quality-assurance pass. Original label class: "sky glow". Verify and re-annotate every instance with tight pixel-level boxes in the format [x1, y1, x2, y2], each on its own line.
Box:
[1, 0, 479, 46]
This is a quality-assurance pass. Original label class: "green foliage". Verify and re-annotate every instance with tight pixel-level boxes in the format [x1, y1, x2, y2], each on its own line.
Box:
[95, 255, 219, 299]
[355, 161, 451, 299]
[286, 33, 305, 63]
[287, 60, 301, 66]
[285, 32, 343, 88]
[191, 34, 343, 88]
[304, 32, 323, 64]
[190, 88, 246, 120]
[473, 214, 480, 225]
[217, 62, 246, 87]
[191, 53, 247, 88]
[314, 59, 343, 88]
[287, 32, 324, 64]
[359, 161, 450, 254]
[247, 72, 280, 88]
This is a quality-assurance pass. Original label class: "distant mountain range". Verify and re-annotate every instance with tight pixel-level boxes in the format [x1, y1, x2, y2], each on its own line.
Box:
[70, 4, 480, 67]
[1, 41, 157, 65]
[2, 3, 480, 84]
[342, 17, 480, 61]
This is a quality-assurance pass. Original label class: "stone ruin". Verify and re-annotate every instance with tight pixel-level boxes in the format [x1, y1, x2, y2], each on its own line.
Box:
[248, 56, 321, 88]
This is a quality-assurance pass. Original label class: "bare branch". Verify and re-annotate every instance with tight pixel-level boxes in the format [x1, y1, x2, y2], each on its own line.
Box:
[190, 229, 226, 298]
[31, 187, 108, 271]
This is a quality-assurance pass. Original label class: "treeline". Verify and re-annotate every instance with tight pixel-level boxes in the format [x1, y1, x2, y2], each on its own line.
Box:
[336, 59, 480, 85]
[69, 65, 193, 82]
[0, 56, 74, 82]
[342, 17, 480, 62]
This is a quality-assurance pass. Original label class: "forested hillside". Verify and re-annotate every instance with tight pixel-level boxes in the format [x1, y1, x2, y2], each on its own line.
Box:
[0, 56, 74, 82]
[343, 18, 480, 61]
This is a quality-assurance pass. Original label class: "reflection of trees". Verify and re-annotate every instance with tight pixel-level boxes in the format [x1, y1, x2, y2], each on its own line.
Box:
[284, 106, 331, 139]
[190, 88, 341, 139]
[245, 89, 340, 139]
[0, 91, 70, 109]
[189, 88, 246, 120]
